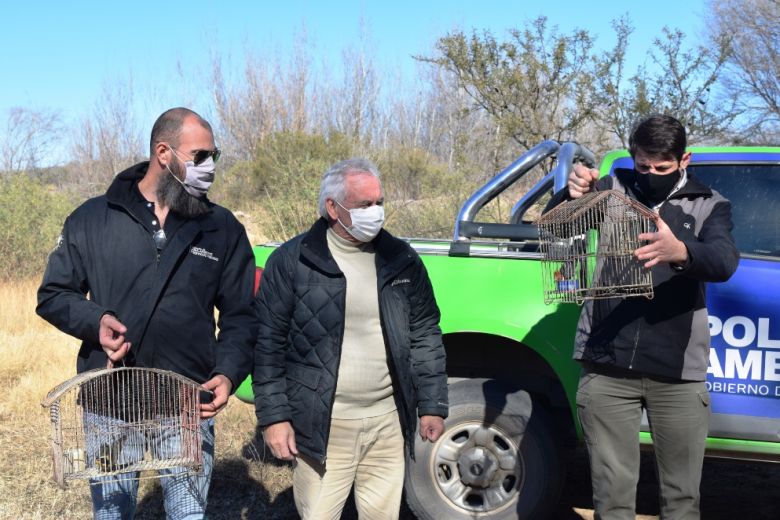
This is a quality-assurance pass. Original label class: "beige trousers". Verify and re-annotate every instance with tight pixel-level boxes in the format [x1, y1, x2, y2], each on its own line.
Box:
[293, 410, 405, 520]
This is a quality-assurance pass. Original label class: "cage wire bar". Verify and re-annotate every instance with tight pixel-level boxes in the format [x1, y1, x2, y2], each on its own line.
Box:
[41, 367, 207, 488]
[537, 190, 657, 304]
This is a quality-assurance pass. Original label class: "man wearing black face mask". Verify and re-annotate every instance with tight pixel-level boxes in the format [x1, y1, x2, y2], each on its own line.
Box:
[37, 107, 257, 519]
[545, 114, 739, 519]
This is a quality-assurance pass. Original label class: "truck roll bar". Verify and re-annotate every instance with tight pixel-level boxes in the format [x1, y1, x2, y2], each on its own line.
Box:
[451, 141, 595, 256]
[510, 142, 596, 223]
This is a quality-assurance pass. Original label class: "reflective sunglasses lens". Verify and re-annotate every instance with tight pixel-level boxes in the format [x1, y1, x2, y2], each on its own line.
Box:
[193, 150, 209, 165]
[193, 148, 220, 165]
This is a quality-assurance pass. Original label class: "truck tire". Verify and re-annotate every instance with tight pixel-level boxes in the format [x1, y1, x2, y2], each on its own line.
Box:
[405, 378, 564, 519]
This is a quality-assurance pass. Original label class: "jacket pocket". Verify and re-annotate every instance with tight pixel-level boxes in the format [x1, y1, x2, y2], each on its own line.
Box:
[286, 364, 320, 438]
[287, 363, 321, 390]
[576, 375, 597, 447]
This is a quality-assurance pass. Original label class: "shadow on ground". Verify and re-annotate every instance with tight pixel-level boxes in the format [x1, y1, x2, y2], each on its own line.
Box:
[553, 449, 780, 520]
[133, 443, 780, 519]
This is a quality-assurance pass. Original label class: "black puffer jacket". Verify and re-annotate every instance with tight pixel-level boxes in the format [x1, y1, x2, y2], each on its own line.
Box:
[252, 218, 448, 463]
[36, 162, 258, 388]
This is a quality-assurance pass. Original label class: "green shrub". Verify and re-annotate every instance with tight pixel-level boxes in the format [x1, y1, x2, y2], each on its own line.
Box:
[0, 174, 76, 281]
[216, 131, 354, 241]
[379, 146, 477, 238]
[214, 133, 492, 241]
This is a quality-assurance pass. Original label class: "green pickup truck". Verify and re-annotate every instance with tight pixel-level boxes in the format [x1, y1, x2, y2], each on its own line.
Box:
[235, 142, 780, 519]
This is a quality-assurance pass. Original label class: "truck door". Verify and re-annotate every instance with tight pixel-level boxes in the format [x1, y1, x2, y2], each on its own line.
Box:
[688, 154, 780, 443]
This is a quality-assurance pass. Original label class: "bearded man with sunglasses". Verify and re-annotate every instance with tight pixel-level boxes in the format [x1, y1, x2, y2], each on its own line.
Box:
[37, 107, 257, 519]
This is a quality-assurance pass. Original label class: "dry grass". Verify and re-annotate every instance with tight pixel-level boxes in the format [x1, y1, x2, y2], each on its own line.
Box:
[0, 279, 296, 520]
[233, 204, 271, 246]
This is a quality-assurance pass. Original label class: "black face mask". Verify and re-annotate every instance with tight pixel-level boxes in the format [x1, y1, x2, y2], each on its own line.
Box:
[635, 169, 681, 205]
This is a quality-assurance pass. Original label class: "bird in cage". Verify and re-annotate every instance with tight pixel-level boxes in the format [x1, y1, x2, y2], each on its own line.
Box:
[94, 434, 128, 473]
[42, 367, 207, 488]
[537, 190, 656, 304]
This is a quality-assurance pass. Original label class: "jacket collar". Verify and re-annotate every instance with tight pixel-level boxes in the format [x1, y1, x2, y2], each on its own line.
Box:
[300, 218, 342, 275]
[668, 171, 713, 199]
[106, 162, 149, 209]
[300, 218, 414, 282]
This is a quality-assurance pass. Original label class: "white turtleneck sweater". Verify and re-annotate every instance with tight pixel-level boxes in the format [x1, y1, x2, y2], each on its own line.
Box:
[326, 228, 396, 419]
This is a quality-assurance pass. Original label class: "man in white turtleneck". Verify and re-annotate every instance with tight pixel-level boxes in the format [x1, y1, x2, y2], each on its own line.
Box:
[326, 221, 397, 421]
[253, 158, 448, 520]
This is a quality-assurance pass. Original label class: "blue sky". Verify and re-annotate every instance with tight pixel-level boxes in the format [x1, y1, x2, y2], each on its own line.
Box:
[2, 0, 707, 162]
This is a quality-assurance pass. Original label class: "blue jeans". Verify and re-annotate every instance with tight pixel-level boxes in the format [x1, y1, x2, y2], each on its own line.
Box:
[87, 416, 215, 520]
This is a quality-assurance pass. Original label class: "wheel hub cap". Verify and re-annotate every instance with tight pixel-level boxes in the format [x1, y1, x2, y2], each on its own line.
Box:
[432, 422, 524, 513]
[458, 447, 498, 487]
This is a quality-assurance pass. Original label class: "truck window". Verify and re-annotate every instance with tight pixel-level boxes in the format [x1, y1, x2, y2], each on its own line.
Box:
[687, 164, 780, 259]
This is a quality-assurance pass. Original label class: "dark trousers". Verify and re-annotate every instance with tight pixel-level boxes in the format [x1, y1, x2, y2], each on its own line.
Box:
[576, 367, 711, 520]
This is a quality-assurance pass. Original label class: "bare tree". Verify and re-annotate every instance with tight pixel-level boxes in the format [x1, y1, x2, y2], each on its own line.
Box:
[646, 27, 736, 143]
[211, 54, 284, 162]
[280, 30, 314, 134]
[319, 19, 382, 147]
[1, 107, 62, 173]
[212, 28, 323, 166]
[69, 80, 144, 195]
[709, 0, 780, 141]
[593, 17, 652, 149]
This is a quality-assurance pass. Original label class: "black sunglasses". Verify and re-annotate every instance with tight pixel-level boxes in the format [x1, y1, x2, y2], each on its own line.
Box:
[191, 147, 221, 165]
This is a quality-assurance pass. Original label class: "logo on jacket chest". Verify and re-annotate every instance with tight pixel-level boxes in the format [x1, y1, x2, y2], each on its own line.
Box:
[190, 246, 219, 262]
[679, 216, 696, 235]
[391, 278, 410, 286]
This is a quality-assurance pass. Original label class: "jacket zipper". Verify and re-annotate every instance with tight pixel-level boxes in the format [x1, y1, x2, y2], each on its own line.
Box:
[628, 321, 642, 370]
[378, 291, 409, 450]
[377, 262, 412, 451]
[320, 275, 347, 465]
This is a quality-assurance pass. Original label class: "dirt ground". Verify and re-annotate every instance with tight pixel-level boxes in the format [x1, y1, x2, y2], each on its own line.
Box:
[131, 436, 780, 520]
[552, 450, 780, 520]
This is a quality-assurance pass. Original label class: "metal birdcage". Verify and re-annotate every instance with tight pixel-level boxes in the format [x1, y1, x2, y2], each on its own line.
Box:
[537, 190, 657, 304]
[41, 367, 207, 488]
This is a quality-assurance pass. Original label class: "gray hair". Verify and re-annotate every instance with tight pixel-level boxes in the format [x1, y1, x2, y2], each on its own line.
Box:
[318, 158, 381, 218]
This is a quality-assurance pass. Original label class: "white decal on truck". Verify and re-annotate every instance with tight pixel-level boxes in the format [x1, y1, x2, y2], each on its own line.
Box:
[707, 315, 780, 396]
[708, 315, 780, 349]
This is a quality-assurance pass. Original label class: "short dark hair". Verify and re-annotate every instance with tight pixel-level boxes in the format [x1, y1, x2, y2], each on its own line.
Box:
[628, 114, 687, 161]
[149, 107, 213, 155]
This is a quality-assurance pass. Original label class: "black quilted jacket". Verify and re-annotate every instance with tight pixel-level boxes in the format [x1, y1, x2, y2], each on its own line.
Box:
[252, 218, 448, 463]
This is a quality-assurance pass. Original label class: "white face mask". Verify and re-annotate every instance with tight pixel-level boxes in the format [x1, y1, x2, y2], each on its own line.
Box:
[167, 149, 216, 199]
[336, 201, 385, 242]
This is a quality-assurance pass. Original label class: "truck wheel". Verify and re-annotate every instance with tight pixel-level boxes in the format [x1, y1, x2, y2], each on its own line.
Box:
[405, 379, 564, 519]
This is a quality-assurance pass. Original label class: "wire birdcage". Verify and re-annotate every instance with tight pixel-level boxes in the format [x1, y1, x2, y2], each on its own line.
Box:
[41, 367, 207, 488]
[537, 190, 657, 304]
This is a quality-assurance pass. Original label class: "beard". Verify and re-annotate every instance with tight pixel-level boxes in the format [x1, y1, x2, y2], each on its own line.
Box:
[157, 161, 211, 218]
